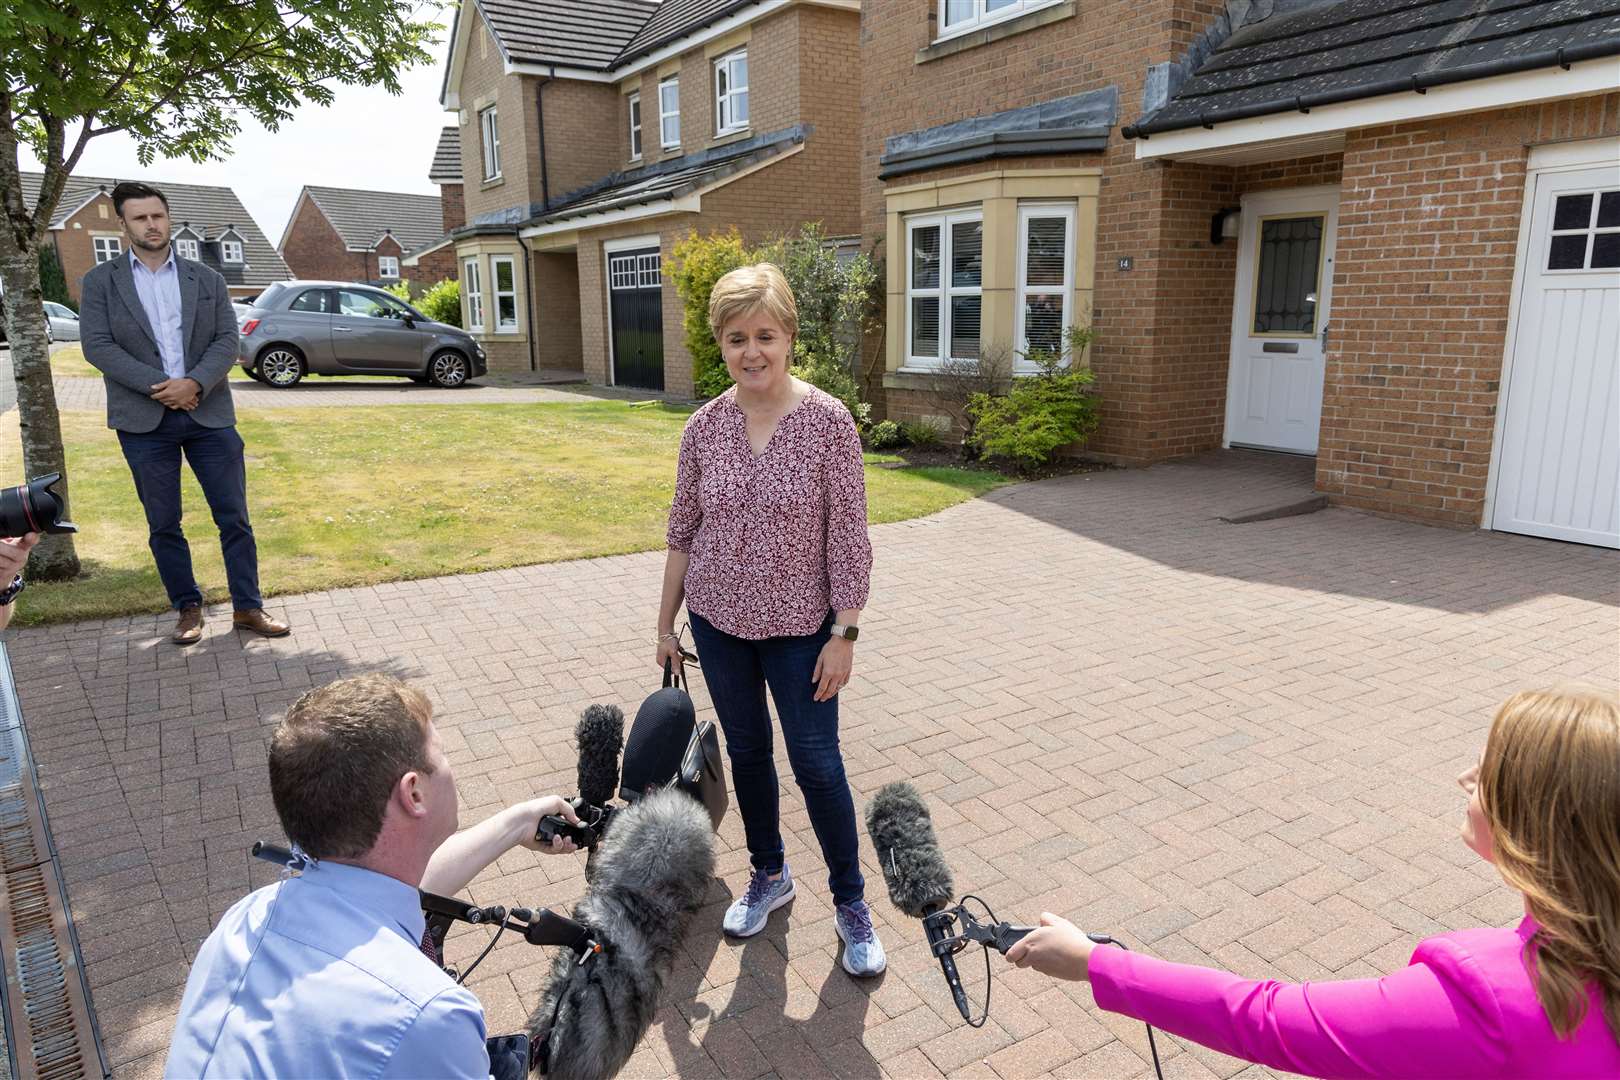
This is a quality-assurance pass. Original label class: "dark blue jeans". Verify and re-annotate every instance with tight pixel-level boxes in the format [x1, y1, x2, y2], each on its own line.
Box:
[687, 609, 865, 907]
[117, 410, 262, 612]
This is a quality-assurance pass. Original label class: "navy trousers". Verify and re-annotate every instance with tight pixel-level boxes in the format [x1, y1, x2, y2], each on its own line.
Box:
[688, 609, 865, 906]
[117, 409, 262, 612]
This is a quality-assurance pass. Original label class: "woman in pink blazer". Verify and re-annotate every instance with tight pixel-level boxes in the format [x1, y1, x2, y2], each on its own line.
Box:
[1008, 687, 1620, 1078]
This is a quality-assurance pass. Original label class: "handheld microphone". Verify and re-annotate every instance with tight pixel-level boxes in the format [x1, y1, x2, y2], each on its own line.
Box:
[537, 704, 625, 848]
[865, 782, 974, 1022]
[527, 787, 715, 1080]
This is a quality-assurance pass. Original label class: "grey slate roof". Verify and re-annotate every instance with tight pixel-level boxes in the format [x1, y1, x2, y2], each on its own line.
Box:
[478, 0, 659, 70]
[528, 124, 806, 227]
[301, 186, 446, 253]
[881, 88, 1118, 179]
[1126, 0, 1620, 138]
[615, 0, 764, 64]
[430, 127, 463, 184]
[17, 171, 291, 288]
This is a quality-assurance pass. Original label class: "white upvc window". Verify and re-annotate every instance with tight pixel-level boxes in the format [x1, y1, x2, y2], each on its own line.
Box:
[714, 49, 748, 135]
[628, 92, 643, 160]
[463, 257, 485, 329]
[93, 236, 122, 263]
[905, 209, 983, 369]
[175, 238, 199, 260]
[1014, 203, 1075, 368]
[480, 106, 501, 180]
[221, 239, 243, 263]
[378, 255, 400, 279]
[659, 77, 680, 149]
[938, 0, 1062, 39]
[491, 254, 518, 332]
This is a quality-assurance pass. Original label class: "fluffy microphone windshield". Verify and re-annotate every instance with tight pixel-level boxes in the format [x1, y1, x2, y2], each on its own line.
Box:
[574, 704, 624, 808]
[528, 787, 714, 1080]
[865, 782, 955, 918]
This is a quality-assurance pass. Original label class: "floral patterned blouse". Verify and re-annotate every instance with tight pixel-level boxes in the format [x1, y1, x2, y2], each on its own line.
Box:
[666, 385, 872, 640]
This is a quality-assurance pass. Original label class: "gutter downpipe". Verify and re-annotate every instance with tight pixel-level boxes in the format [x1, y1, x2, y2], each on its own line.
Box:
[523, 68, 554, 372]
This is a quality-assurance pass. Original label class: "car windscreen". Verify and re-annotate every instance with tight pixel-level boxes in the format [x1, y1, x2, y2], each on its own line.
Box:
[253, 283, 287, 309]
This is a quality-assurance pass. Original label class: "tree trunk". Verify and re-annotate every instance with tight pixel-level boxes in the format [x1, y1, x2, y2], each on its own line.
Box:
[0, 235, 81, 579]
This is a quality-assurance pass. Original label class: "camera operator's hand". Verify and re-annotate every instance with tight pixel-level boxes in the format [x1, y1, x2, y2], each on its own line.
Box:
[1005, 912, 1096, 982]
[514, 796, 583, 855]
[0, 533, 39, 580]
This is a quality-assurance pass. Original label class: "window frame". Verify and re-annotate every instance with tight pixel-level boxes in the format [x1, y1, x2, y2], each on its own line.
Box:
[1545, 188, 1620, 273]
[936, 0, 1063, 41]
[463, 257, 485, 329]
[714, 48, 749, 136]
[289, 288, 332, 314]
[658, 76, 681, 150]
[1013, 202, 1076, 369]
[220, 238, 244, 263]
[377, 255, 400, 279]
[480, 106, 501, 181]
[93, 236, 122, 264]
[175, 237, 200, 261]
[490, 254, 519, 333]
[904, 208, 983, 370]
[628, 91, 643, 160]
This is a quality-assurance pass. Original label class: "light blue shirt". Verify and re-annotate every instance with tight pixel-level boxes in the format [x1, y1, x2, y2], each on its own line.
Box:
[164, 859, 492, 1080]
[128, 247, 186, 380]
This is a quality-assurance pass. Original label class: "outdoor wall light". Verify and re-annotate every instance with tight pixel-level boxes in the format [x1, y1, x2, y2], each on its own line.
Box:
[1211, 206, 1241, 245]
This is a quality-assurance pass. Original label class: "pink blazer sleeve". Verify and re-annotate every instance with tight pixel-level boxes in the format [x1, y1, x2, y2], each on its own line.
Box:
[1088, 937, 1509, 1079]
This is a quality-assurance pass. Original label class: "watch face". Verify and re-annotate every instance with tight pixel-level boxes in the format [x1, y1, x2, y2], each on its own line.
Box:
[834, 624, 858, 642]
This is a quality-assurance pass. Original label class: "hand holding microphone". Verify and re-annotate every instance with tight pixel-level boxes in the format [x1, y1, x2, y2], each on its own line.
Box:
[1004, 912, 1097, 981]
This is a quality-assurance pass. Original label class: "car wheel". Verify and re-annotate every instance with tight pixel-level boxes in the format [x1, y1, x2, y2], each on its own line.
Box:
[258, 346, 306, 387]
[427, 350, 470, 388]
[246, 364, 270, 384]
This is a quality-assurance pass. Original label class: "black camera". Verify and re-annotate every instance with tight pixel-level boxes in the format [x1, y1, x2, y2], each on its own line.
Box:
[535, 799, 618, 849]
[0, 474, 76, 537]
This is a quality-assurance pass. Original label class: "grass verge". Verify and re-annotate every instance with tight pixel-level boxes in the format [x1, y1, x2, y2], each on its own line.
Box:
[2, 401, 1004, 625]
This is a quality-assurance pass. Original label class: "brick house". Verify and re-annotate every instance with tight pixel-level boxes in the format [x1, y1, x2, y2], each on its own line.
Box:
[421, 0, 860, 390]
[278, 185, 457, 288]
[19, 172, 291, 303]
[863, 0, 1619, 547]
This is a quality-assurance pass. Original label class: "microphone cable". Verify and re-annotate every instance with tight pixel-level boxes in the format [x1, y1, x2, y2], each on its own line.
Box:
[451, 917, 508, 984]
[1085, 933, 1163, 1080]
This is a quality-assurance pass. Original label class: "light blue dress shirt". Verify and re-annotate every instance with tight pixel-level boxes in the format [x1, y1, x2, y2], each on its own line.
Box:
[164, 858, 492, 1079]
[128, 247, 186, 380]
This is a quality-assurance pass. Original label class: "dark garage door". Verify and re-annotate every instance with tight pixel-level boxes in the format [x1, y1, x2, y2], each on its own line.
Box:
[609, 249, 664, 391]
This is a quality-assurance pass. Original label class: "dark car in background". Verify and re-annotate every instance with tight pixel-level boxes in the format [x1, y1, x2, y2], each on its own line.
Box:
[236, 280, 485, 388]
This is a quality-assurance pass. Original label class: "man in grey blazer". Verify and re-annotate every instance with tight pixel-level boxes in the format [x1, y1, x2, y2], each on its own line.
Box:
[81, 181, 289, 644]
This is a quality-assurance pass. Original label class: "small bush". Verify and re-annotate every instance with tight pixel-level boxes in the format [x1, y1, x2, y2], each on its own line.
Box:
[792, 340, 870, 429]
[966, 327, 1099, 473]
[383, 279, 413, 301]
[866, 419, 904, 450]
[899, 418, 945, 449]
[669, 229, 748, 398]
[415, 278, 462, 328]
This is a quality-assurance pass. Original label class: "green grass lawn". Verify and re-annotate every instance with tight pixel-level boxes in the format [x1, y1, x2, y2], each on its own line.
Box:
[51, 343, 343, 384]
[2, 401, 1004, 625]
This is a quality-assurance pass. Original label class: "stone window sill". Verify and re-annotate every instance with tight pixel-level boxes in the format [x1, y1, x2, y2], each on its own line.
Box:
[917, 1, 1077, 65]
[480, 176, 505, 191]
[709, 128, 752, 149]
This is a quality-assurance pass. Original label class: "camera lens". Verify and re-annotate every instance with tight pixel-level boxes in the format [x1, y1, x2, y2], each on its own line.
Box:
[0, 473, 78, 537]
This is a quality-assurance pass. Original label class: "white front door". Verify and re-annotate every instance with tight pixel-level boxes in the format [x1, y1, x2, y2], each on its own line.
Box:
[1225, 187, 1340, 454]
[1488, 161, 1620, 548]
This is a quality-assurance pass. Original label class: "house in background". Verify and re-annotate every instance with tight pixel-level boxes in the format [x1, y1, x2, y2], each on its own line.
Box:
[278, 184, 458, 288]
[426, 0, 860, 390]
[18, 172, 291, 302]
[862, 0, 1618, 546]
[400, 126, 470, 281]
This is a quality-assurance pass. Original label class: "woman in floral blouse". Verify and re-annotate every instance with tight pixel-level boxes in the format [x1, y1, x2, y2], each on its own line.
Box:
[655, 263, 884, 977]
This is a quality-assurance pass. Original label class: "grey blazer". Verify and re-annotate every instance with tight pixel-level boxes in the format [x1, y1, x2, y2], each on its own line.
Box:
[80, 253, 239, 433]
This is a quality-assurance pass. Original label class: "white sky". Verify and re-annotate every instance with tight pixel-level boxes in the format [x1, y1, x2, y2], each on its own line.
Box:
[19, 33, 455, 248]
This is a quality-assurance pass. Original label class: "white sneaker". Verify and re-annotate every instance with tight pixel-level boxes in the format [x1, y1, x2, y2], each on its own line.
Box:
[835, 899, 887, 977]
[722, 865, 795, 937]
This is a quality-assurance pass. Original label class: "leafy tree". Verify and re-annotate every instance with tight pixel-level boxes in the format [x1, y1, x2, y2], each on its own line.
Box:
[37, 244, 70, 308]
[668, 228, 747, 398]
[1, 0, 436, 578]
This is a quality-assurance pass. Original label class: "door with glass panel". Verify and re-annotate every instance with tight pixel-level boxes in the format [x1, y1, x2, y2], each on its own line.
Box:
[1225, 187, 1340, 454]
[608, 249, 664, 390]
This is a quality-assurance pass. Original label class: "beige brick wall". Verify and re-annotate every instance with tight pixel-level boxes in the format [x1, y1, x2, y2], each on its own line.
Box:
[459, 12, 538, 223]
[1320, 95, 1620, 527]
[541, 78, 625, 200]
[532, 250, 583, 371]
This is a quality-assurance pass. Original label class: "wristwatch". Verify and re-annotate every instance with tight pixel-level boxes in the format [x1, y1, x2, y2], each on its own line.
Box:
[0, 575, 24, 607]
[829, 623, 859, 642]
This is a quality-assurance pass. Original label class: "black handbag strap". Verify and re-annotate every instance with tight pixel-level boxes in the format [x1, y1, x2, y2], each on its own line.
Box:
[663, 657, 684, 690]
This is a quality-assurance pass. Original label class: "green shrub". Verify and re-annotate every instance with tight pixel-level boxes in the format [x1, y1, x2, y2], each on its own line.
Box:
[669, 229, 748, 397]
[383, 280, 413, 301]
[966, 327, 1099, 473]
[38, 246, 72, 309]
[866, 419, 904, 450]
[792, 339, 870, 429]
[899, 418, 945, 449]
[415, 278, 462, 328]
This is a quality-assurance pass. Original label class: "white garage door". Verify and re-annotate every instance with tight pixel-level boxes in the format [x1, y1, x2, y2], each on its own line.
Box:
[1490, 157, 1620, 548]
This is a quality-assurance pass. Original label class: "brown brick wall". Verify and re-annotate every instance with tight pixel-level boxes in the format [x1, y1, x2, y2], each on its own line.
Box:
[1320, 95, 1620, 527]
[441, 183, 465, 231]
[279, 198, 399, 283]
[410, 247, 459, 287]
[540, 78, 624, 201]
[55, 193, 124, 304]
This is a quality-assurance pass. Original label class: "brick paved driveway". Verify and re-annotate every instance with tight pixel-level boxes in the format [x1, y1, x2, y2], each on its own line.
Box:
[5, 453, 1614, 1079]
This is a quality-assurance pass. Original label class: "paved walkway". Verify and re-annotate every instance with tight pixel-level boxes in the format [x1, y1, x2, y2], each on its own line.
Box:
[4, 454, 1614, 1079]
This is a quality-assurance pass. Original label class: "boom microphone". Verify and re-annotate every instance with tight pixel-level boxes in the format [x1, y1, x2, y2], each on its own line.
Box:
[575, 704, 624, 808]
[527, 788, 715, 1080]
[865, 782, 973, 1022]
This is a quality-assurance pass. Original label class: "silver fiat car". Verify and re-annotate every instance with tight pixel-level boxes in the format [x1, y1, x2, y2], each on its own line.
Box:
[236, 280, 486, 387]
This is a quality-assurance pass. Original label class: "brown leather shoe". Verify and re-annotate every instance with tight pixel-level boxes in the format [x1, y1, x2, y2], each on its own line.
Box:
[232, 608, 290, 637]
[173, 605, 204, 645]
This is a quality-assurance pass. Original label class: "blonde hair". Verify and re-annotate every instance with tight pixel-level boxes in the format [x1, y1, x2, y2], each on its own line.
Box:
[708, 262, 798, 342]
[1477, 686, 1620, 1040]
